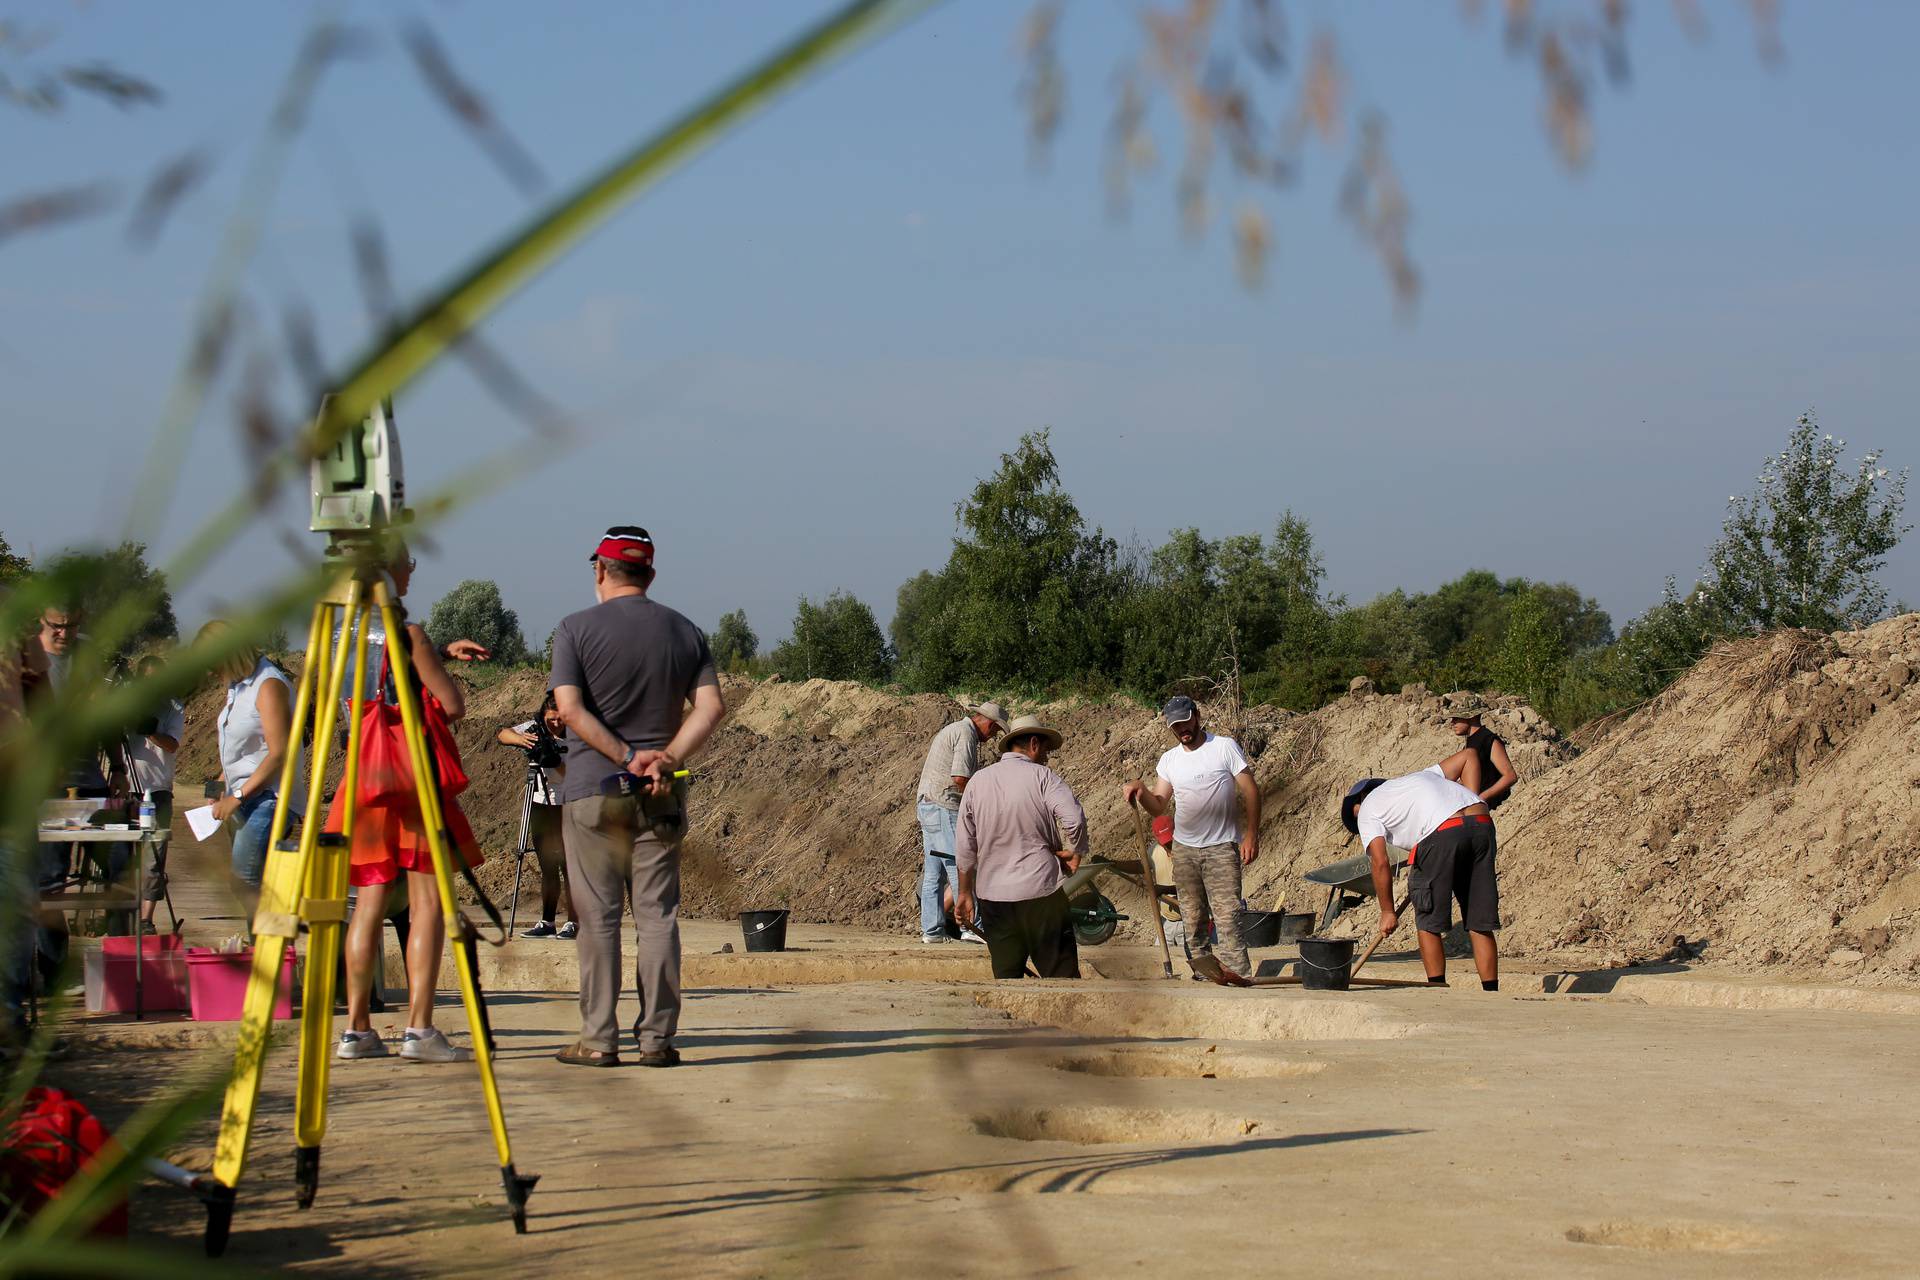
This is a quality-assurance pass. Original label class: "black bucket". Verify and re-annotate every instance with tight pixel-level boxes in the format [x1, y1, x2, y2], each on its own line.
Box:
[1237, 909, 1286, 949]
[1278, 912, 1316, 940]
[1296, 936, 1356, 991]
[739, 910, 790, 953]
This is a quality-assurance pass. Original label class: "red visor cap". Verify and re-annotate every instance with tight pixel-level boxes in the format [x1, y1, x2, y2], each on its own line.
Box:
[590, 534, 654, 565]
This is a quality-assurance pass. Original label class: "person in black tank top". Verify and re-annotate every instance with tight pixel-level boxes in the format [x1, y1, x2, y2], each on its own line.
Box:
[1439, 695, 1518, 810]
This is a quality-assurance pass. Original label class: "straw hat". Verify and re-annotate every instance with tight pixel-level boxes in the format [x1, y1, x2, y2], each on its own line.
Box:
[998, 714, 1063, 753]
[970, 701, 1009, 732]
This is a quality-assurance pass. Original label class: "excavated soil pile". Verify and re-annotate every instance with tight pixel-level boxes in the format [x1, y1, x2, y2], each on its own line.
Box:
[1492, 615, 1920, 983]
[510, 676, 1572, 937]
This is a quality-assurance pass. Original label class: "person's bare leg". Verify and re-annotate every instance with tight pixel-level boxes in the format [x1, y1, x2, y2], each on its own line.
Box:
[344, 880, 390, 1033]
[1417, 929, 1447, 981]
[1469, 930, 1497, 984]
[405, 869, 444, 1030]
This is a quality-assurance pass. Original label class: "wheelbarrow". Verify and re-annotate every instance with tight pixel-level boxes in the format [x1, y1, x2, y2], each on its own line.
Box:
[1301, 849, 1408, 934]
[1057, 856, 1175, 947]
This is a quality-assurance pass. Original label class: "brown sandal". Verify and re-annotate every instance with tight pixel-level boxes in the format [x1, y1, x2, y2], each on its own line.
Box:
[556, 1042, 619, 1067]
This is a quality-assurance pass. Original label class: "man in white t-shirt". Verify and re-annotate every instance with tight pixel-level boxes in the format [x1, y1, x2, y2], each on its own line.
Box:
[1122, 695, 1260, 978]
[1340, 766, 1499, 990]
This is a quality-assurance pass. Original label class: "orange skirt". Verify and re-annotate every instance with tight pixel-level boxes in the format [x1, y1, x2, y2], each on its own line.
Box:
[323, 787, 483, 888]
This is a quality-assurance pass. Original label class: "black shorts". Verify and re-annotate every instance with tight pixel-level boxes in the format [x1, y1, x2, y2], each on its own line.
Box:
[1409, 819, 1499, 934]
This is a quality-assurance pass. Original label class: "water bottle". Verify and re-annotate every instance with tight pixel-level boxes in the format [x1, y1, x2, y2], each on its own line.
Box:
[137, 792, 156, 831]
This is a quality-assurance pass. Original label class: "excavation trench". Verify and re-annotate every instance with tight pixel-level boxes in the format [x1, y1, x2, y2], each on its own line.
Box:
[1049, 1047, 1328, 1079]
[975, 987, 1425, 1043]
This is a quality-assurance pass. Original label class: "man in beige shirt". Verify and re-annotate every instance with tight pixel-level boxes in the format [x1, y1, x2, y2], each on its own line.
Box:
[954, 716, 1088, 979]
[914, 701, 1006, 943]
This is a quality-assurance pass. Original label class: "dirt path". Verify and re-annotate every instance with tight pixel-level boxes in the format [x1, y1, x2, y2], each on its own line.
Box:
[56, 958, 1920, 1277]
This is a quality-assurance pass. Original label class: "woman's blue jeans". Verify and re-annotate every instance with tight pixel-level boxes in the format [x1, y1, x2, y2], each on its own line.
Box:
[229, 791, 281, 888]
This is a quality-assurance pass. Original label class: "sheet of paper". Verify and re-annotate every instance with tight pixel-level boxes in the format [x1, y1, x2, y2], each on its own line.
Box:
[186, 804, 222, 843]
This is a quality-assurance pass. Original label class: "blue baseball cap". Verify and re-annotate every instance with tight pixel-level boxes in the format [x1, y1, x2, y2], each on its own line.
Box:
[1340, 777, 1385, 835]
[1161, 695, 1198, 726]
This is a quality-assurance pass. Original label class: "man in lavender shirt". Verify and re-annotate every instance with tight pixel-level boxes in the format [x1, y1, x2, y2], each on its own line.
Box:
[954, 716, 1089, 979]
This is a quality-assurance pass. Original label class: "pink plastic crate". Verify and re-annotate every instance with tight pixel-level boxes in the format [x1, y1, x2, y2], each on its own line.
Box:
[89, 934, 190, 1013]
[186, 946, 298, 1021]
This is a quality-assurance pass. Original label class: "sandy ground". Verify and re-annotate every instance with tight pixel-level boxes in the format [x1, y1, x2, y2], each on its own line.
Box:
[42, 810, 1915, 1275]
[61, 912, 1920, 1278]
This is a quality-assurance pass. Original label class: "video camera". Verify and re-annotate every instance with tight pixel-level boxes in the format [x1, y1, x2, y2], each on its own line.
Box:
[525, 715, 567, 772]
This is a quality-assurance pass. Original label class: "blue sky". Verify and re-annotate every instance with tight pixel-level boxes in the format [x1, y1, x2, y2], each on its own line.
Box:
[4, 1, 1915, 648]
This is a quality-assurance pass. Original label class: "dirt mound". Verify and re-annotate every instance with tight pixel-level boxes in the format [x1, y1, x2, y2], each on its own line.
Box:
[1494, 615, 1920, 983]
[664, 679, 1573, 941]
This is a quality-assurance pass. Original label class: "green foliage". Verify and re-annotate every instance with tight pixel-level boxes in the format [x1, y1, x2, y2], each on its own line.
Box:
[771, 590, 891, 682]
[0, 534, 29, 585]
[35, 541, 177, 667]
[425, 578, 529, 665]
[1111, 512, 1337, 702]
[890, 569, 961, 691]
[712, 608, 759, 670]
[1495, 589, 1565, 708]
[1707, 412, 1910, 632]
[914, 430, 1126, 689]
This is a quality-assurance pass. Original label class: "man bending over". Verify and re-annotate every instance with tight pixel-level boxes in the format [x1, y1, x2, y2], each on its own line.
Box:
[1340, 767, 1500, 991]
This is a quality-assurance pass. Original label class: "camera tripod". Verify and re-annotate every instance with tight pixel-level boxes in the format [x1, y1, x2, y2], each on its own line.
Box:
[505, 761, 549, 938]
[193, 556, 534, 1255]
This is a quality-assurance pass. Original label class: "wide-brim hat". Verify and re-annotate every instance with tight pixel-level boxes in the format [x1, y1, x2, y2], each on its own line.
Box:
[1340, 777, 1385, 835]
[999, 714, 1062, 753]
[971, 701, 1009, 731]
[1444, 693, 1487, 722]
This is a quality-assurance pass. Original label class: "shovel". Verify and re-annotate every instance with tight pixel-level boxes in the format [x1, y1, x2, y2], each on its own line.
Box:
[1349, 894, 1411, 981]
[1128, 800, 1177, 979]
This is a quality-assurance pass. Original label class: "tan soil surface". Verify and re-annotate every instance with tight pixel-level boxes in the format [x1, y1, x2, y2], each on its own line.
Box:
[55, 963, 1920, 1277]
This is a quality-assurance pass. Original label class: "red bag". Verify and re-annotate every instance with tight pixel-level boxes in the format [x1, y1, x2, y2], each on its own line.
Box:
[0, 1087, 128, 1238]
[354, 645, 470, 810]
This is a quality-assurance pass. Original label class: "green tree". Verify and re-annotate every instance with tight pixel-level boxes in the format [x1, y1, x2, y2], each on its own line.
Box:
[770, 590, 891, 682]
[1117, 527, 1223, 694]
[711, 609, 758, 670]
[891, 569, 962, 692]
[1707, 412, 1909, 632]
[0, 533, 30, 584]
[37, 541, 177, 666]
[1326, 590, 1430, 677]
[1494, 588, 1565, 708]
[938, 430, 1123, 688]
[424, 578, 528, 664]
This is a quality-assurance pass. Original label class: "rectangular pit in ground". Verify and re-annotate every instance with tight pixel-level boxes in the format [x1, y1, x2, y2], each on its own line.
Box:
[973, 986, 1425, 1042]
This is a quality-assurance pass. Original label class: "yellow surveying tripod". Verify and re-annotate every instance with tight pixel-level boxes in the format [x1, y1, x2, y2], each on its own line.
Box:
[197, 551, 535, 1255]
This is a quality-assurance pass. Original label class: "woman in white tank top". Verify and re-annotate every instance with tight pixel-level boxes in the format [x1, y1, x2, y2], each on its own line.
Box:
[199, 623, 305, 898]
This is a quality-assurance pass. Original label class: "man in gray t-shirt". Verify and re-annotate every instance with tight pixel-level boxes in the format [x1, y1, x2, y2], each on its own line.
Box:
[550, 526, 726, 1069]
[912, 702, 1006, 944]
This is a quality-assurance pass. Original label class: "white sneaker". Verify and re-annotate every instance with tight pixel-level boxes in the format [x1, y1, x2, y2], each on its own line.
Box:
[337, 1030, 388, 1060]
[958, 925, 987, 945]
[399, 1028, 471, 1063]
